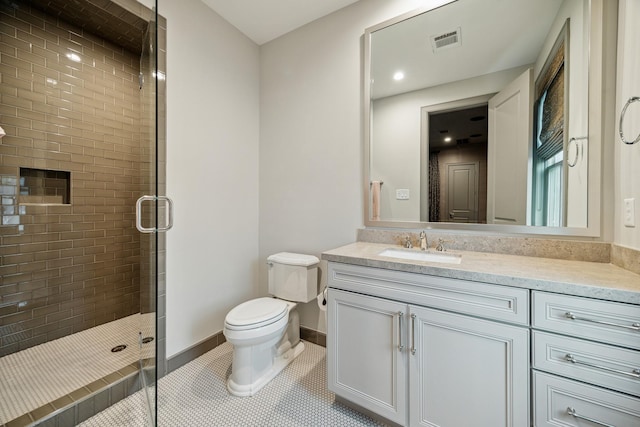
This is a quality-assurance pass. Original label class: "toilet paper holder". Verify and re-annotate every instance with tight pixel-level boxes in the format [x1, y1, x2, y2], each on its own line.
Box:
[317, 287, 328, 309]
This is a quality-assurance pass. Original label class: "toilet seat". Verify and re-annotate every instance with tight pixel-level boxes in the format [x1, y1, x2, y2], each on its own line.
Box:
[224, 297, 288, 331]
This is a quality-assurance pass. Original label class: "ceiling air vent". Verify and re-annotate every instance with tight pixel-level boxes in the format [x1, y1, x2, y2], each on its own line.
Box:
[430, 27, 461, 52]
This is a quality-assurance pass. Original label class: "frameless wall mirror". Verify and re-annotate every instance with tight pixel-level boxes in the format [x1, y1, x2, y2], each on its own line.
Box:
[364, 0, 611, 236]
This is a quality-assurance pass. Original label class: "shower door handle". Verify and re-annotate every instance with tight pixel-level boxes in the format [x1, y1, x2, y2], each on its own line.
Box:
[157, 196, 174, 232]
[136, 195, 174, 233]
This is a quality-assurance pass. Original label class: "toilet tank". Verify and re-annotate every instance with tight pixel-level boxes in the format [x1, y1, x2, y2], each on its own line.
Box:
[267, 252, 319, 303]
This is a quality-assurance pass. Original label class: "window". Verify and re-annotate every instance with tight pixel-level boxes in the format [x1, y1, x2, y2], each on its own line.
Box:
[531, 21, 568, 226]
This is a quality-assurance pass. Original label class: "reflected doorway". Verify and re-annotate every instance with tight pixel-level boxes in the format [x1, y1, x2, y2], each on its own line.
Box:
[421, 101, 489, 223]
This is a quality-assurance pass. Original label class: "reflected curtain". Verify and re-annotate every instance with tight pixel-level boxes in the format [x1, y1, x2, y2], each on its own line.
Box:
[536, 56, 565, 159]
[535, 33, 566, 160]
[429, 153, 440, 222]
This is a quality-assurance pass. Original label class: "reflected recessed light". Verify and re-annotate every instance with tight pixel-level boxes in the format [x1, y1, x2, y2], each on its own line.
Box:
[66, 52, 81, 62]
[444, 137, 452, 142]
[393, 71, 405, 81]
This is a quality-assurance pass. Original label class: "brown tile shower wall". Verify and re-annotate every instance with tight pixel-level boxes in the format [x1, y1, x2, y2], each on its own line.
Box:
[0, 4, 145, 356]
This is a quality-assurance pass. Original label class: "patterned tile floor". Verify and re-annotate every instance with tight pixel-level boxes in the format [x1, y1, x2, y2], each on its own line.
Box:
[81, 341, 388, 426]
[0, 313, 154, 424]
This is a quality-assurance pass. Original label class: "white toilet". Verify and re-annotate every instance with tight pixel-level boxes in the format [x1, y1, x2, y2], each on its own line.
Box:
[223, 252, 319, 397]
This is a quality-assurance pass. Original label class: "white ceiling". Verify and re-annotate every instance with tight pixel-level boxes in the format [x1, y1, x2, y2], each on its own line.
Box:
[370, 0, 564, 99]
[200, 0, 361, 45]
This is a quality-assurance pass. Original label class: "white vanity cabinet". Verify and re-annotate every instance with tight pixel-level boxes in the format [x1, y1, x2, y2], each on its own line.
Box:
[408, 304, 529, 427]
[328, 289, 408, 424]
[532, 291, 640, 426]
[327, 262, 530, 427]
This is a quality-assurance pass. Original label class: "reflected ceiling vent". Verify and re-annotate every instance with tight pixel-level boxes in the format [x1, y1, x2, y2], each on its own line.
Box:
[430, 27, 461, 52]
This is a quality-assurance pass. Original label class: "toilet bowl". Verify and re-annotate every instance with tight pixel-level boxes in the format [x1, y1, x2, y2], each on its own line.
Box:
[224, 297, 302, 396]
[223, 253, 319, 397]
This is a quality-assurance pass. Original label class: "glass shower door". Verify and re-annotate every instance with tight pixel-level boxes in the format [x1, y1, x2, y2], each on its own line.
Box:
[138, 2, 166, 425]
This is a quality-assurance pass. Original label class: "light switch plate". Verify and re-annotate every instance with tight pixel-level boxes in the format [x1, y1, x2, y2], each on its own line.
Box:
[624, 198, 635, 227]
[396, 189, 410, 200]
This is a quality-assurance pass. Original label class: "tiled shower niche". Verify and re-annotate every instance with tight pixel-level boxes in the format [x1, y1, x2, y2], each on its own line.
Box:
[20, 167, 71, 204]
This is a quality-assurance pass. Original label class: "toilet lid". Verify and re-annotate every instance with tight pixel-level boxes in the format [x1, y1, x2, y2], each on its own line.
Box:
[225, 297, 288, 330]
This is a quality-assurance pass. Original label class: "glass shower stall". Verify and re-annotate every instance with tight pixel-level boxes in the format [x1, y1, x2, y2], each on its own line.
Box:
[0, 0, 165, 424]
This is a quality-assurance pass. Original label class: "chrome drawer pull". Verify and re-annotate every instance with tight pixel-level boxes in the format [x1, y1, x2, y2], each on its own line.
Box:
[566, 407, 616, 427]
[565, 312, 640, 331]
[564, 354, 640, 379]
[410, 313, 416, 355]
[398, 311, 404, 351]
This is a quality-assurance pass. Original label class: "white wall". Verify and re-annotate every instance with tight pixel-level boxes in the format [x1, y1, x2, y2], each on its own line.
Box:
[614, 0, 640, 250]
[152, 0, 261, 357]
[259, 0, 435, 333]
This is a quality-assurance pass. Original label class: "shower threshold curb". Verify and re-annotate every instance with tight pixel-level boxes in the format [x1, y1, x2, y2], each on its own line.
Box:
[2, 362, 145, 427]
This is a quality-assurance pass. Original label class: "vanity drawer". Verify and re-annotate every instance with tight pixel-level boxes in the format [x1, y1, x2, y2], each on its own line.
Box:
[328, 262, 529, 325]
[534, 371, 640, 427]
[532, 291, 640, 349]
[533, 331, 640, 397]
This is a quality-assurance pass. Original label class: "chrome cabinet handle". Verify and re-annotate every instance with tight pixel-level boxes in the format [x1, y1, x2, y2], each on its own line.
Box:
[564, 354, 640, 379]
[398, 311, 404, 351]
[566, 407, 616, 427]
[565, 312, 640, 332]
[136, 195, 174, 233]
[410, 313, 416, 355]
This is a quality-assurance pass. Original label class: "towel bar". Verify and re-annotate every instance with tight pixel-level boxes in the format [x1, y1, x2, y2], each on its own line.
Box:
[619, 96, 640, 145]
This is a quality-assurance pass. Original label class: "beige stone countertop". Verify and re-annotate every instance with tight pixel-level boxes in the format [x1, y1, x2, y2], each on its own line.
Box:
[322, 242, 640, 305]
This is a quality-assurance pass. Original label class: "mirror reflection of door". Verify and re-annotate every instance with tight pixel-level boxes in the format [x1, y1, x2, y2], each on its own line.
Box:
[487, 68, 533, 226]
[427, 105, 488, 224]
[446, 162, 479, 222]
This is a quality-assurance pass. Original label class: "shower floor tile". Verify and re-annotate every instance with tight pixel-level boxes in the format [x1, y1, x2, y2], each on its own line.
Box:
[81, 341, 388, 427]
[0, 314, 152, 425]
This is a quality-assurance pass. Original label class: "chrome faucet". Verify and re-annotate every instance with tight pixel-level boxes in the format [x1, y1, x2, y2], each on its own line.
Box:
[404, 236, 413, 248]
[419, 231, 428, 251]
[436, 238, 446, 252]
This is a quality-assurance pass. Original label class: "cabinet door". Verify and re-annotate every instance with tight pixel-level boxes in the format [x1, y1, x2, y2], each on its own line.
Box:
[409, 306, 529, 427]
[328, 288, 408, 425]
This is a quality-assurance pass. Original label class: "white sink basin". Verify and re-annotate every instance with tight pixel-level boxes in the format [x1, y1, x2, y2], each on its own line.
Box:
[378, 248, 462, 264]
